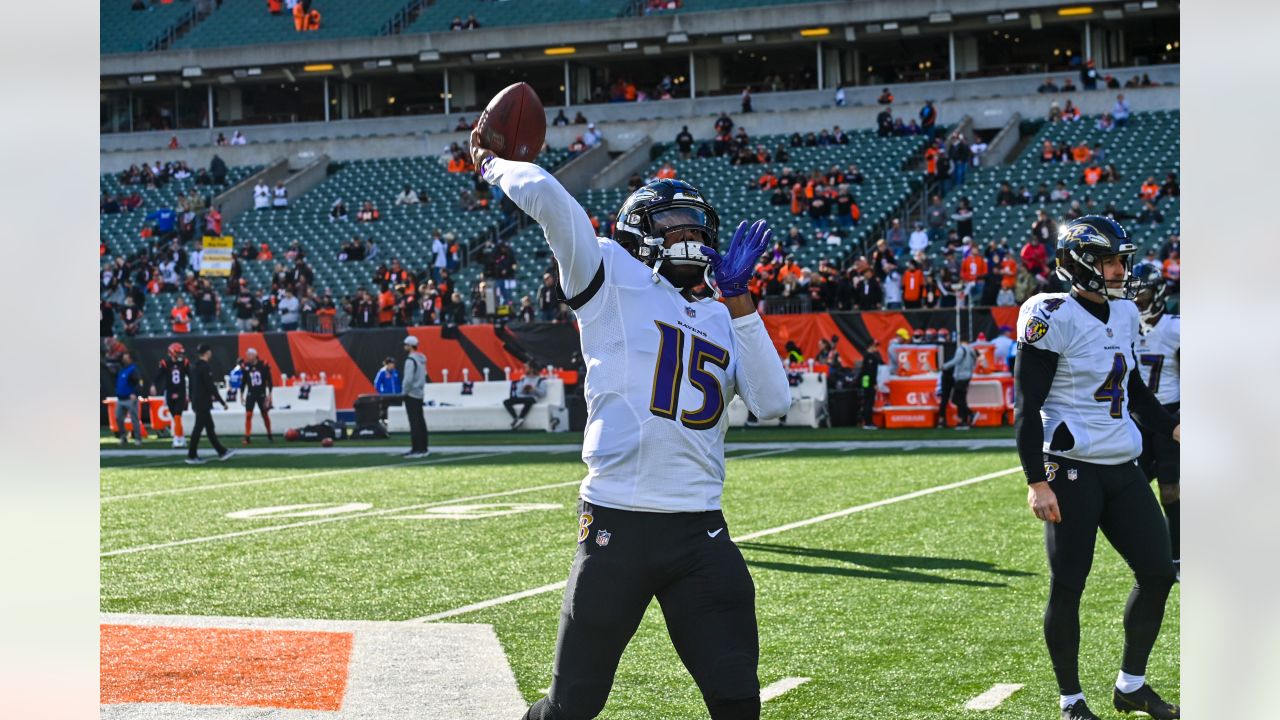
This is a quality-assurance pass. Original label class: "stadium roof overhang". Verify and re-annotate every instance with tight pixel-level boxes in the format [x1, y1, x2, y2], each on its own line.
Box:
[101, 0, 1174, 85]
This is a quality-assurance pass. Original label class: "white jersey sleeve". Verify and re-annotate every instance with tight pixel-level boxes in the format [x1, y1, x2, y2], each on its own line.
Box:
[480, 157, 601, 298]
[730, 313, 792, 420]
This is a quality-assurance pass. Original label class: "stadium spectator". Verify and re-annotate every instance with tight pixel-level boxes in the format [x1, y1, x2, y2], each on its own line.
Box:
[876, 107, 893, 137]
[674, 125, 694, 159]
[231, 130, 247, 145]
[741, 86, 753, 113]
[919, 99, 937, 137]
[834, 86, 846, 107]
[877, 87, 894, 104]
[449, 15, 463, 30]
[1050, 181, 1072, 202]
[1139, 176, 1162, 202]
[210, 154, 227, 184]
[1080, 58, 1100, 89]
[401, 335, 430, 457]
[925, 194, 947, 244]
[234, 289, 258, 332]
[120, 296, 142, 336]
[171, 297, 192, 333]
[278, 288, 300, 331]
[583, 123, 602, 147]
[572, 111, 588, 125]
[855, 340, 882, 429]
[1136, 201, 1164, 226]
[272, 181, 288, 209]
[1161, 172, 1179, 197]
[952, 197, 974, 238]
[1112, 93, 1131, 127]
[395, 185, 420, 206]
[356, 201, 381, 222]
[852, 268, 883, 311]
[1038, 77, 1060, 93]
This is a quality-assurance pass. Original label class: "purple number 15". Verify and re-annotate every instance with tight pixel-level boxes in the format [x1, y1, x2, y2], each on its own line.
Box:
[650, 321, 731, 430]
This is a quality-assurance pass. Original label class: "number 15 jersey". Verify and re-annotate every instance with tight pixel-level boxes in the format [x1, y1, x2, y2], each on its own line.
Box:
[1017, 293, 1143, 465]
[481, 155, 792, 514]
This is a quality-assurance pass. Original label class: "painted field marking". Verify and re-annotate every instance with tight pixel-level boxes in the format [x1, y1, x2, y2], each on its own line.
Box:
[964, 683, 1025, 710]
[412, 466, 1022, 622]
[761, 677, 811, 702]
[736, 466, 1022, 542]
[101, 478, 581, 558]
[727, 448, 794, 461]
[101, 452, 495, 502]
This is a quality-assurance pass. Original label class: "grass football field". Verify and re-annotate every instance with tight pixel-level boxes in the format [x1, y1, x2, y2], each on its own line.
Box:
[100, 429, 1179, 718]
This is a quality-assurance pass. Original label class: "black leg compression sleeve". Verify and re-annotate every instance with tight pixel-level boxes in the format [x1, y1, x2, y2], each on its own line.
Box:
[1121, 572, 1175, 676]
[707, 696, 762, 720]
[1045, 578, 1086, 695]
[1162, 500, 1180, 561]
[1098, 465, 1177, 677]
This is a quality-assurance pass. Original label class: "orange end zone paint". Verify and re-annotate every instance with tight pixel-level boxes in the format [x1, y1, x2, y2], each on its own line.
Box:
[100, 624, 353, 710]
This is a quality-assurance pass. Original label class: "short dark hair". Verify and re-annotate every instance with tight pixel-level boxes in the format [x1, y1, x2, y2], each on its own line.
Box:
[383, 356, 396, 365]
[195, 343, 212, 355]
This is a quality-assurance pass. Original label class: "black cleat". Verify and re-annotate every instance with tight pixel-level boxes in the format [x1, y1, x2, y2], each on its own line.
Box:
[1061, 699, 1102, 720]
[1113, 685, 1180, 719]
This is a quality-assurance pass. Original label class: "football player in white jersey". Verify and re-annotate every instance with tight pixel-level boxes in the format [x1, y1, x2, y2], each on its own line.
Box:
[472, 132, 792, 720]
[1133, 266, 1181, 577]
[1015, 217, 1181, 720]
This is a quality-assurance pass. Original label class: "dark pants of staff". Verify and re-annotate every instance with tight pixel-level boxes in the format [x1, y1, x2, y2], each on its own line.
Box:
[188, 405, 228, 459]
[1041, 454, 1176, 696]
[504, 396, 536, 422]
[937, 371, 954, 427]
[1136, 401, 1181, 561]
[951, 378, 972, 425]
[859, 386, 876, 425]
[404, 396, 429, 453]
[522, 500, 761, 720]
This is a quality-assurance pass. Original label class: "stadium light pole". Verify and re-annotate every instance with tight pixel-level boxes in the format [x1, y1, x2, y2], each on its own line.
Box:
[949, 32, 957, 82]
[207, 85, 214, 129]
[323, 76, 330, 122]
[688, 51, 696, 100]
[1084, 20, 1093, 63]
[816, 42, 824, 89]
[443, 69, 451, 116]
[564, 60, 571, 108]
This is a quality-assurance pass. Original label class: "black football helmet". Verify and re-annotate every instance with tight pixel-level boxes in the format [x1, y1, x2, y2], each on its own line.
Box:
[613, 179, 720, 289]
[1055, 215, 1139, 300]
[1133, 264, 1168, 327]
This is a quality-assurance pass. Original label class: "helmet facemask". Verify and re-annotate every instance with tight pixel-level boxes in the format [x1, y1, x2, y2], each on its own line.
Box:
[1055, 217, 1139, 301]
[627, 203, 719, 291]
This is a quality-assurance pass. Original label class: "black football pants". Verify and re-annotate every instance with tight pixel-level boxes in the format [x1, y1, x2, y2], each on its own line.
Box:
[404, 396, 429, 453]
[1136, 402, 1181, 561]
[188, 406, 227, 459]
[1041, 454, 1176, 696]
[522, 500, 760, 720]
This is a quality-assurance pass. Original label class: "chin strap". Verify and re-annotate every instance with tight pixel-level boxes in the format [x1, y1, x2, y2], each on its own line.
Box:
[650, 258, 664, 284]
[705, 263, 722, 300]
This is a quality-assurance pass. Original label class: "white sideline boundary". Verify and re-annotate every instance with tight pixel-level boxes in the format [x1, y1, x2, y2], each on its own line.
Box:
[409, 466, 1022, 623]
[99, 438, 1016, 460]
[101, 479, 582, 558]
[761, 677, 812, 702]
[964, 683, 1024, 710]
[101, 452, 495, 502]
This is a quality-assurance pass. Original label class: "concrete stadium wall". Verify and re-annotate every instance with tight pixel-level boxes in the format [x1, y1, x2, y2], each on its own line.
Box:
[99, 64, 1179, 156]
[99, 84, 1179, 175]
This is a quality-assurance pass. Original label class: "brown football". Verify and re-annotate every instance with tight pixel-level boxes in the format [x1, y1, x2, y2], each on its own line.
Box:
[475, 82, 546, 163]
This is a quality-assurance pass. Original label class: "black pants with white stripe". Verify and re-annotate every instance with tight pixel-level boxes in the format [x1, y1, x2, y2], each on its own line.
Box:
[522, 500, 760, 720]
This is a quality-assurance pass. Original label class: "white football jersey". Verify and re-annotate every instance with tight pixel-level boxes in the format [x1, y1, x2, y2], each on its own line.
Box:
[1017, 293, 1143, 465]
[484, 156, 792, 513]
[1135, 314, 1180, 406]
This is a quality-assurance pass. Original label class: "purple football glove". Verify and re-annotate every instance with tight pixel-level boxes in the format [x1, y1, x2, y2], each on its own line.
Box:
[700, 219, 772, 298]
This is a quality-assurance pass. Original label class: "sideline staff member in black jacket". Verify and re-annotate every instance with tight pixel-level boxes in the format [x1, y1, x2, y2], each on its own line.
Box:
[187, 343, 236, 465]
[855, 339, 882, 429]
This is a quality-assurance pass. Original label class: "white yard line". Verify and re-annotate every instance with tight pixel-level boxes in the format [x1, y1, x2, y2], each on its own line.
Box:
[101, 452, 493, 502]
[727, 448, 794, 461]
[99, 438, 1015, 460]
[736, 467, 1021, 541]
[101, 477, 581, 558]
[412, 466, 1022, 622]
[964, 683, 1025, 710]
[761, 677, 812, 702]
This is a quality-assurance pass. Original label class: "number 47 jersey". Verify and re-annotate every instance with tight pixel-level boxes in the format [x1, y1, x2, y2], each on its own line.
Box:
[1017, 293, 1143, 465]
[574, 240, 791, 514]
[1136, 314, 1180, 406]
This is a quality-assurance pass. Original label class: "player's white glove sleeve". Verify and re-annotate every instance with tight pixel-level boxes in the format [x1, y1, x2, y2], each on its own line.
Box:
[731, 312, 792, 420]
[480, 157, 601, 298]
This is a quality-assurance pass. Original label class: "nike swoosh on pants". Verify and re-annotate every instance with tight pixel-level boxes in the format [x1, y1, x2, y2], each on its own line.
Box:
[707, 528, 724, 538]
